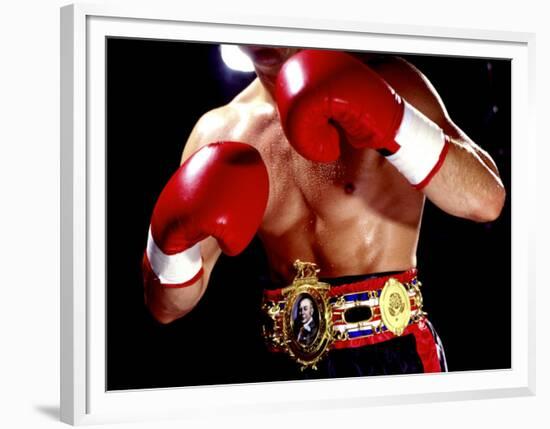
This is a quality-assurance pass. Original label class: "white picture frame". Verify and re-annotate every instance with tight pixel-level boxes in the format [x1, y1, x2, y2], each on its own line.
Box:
[60, 2, 536, 425]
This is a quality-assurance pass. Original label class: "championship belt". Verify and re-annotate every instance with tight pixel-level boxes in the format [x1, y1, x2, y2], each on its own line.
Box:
[262, 261, 426, 371]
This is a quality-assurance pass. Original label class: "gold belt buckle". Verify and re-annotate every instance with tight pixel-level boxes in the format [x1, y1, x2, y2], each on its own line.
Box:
[379, 278, 412, 336]
[263, 260, 334, 371]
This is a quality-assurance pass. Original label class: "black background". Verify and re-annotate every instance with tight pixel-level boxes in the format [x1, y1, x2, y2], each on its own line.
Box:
[106, 38, 511, 390]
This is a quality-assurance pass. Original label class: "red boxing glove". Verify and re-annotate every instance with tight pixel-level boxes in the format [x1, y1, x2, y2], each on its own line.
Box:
[143, 142, 269, 287]
[275, 50, 449, 189]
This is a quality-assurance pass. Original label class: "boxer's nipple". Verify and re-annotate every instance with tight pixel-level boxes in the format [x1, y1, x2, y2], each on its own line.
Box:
[344, 182, 355, 194]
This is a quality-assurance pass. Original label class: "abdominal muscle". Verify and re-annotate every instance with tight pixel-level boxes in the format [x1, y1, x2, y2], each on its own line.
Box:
[256, 135, 425, 285]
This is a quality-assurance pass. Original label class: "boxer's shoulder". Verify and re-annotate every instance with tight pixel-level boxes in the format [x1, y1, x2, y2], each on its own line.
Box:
[179, 105, 237, 164]
[189, 105, 237, 145]
[183, 79, 276, 160]
[362, 55, 426, 90]
[355, 52, 412, 71]
[359, 54, 449, 127]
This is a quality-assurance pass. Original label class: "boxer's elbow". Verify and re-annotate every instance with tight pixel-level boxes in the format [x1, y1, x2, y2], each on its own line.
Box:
[469, 185, 506, 222]
[145, 280, 204, 325]
[147, 301, 195, 325]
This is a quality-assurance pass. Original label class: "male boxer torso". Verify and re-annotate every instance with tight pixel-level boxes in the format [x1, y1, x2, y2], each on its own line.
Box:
[187, 55, 426, 285]
[143, 47, 504, 375]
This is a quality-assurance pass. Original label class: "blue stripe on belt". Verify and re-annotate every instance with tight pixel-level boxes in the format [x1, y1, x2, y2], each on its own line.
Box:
[348, 325, 388, 338]
[347, 318, 415, 338]
[329, 290, 382, 305]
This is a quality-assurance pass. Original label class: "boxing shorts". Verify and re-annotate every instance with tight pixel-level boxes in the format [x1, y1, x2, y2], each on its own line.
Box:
[260, 261, 447, 380]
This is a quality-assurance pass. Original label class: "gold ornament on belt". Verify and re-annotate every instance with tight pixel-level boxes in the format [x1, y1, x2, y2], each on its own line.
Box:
[268, 260, 333, 371]
[379, 277, 412, 336]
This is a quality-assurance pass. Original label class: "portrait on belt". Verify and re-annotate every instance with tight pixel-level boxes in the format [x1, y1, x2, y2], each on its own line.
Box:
[292, 294, 319, 347]
[105, 39, 511, 390]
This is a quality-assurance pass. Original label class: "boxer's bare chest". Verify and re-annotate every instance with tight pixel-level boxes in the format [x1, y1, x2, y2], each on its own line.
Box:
[220, 72, 423, 280]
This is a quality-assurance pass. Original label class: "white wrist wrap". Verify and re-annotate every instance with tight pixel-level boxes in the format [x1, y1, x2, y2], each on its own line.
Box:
[146, 227, 202, 285]
[386, 101, 446, 187]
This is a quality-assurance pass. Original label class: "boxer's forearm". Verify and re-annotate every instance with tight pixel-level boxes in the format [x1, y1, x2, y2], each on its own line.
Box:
[145, 238, 221, 324]
[422, 137, 505, 222]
